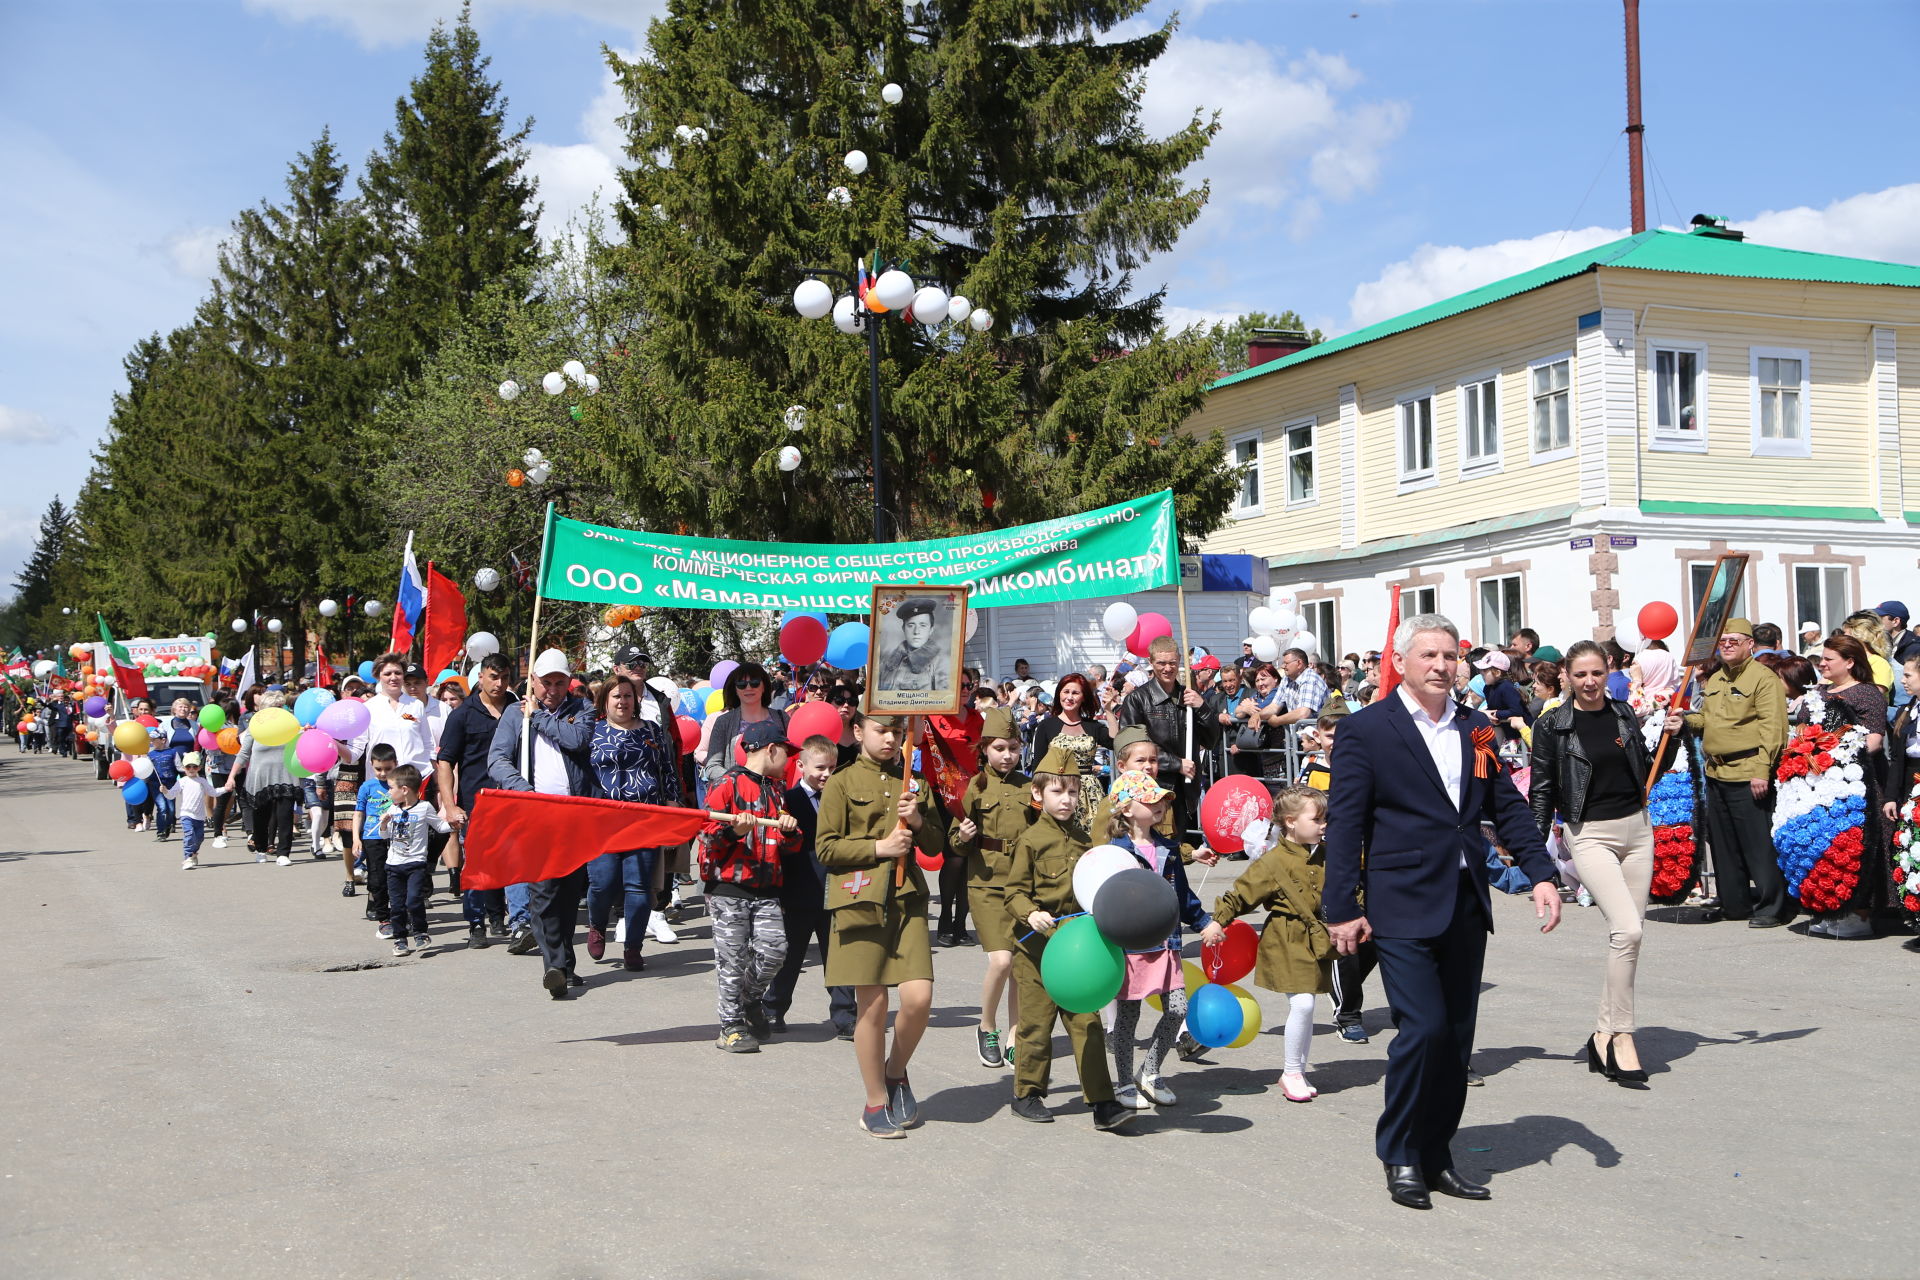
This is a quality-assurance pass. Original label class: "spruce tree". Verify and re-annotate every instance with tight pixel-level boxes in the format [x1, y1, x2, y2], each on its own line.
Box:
[595, 0, 1239, 546]
[361, 2, 542, 367]
[12, 497, 73, 626]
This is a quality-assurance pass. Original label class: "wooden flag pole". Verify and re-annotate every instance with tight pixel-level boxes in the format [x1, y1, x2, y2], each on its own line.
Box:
[519, 502, 556, 781]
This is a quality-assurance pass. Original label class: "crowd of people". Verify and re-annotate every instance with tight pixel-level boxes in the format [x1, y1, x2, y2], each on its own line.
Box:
[10, 592, 1918, 1185]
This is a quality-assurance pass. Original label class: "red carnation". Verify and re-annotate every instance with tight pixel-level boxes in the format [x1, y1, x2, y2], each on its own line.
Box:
[1813, 752, 1835, 772]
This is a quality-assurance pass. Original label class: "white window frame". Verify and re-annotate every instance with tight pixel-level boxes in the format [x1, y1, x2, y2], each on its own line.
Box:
[1793, 564, 1848, 640]
[1750, 345, 1812, 459]
[1648, 340, 1709, 453]
[1456, 371, 1501, 476]
[1477, 573, 1523, 647]
[1397, 389, 1436, 490]
[1227, 428, 1264, 518]
[1527, 351, 1575, 462]
[1299, 599, 1336, 663]
[1406, 586, 1438, 617]
[1281, 416, 1317, 508]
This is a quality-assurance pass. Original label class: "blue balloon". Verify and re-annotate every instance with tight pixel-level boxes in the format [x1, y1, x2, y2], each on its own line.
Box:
[435, 668, 459, 684]
[677, 688, 708, 722]
[356, 660, 375, 682]
[1186, 982, 1245, 1048]
[825, 621, 870, 669]
[123, 778, 149, 806]
[293, 688, 335, 727]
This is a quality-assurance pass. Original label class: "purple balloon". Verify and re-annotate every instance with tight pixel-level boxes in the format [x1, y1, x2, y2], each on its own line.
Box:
[316, 697, 371, 742]
[710, 660, 739, 688]
[83, 696, 107, 717]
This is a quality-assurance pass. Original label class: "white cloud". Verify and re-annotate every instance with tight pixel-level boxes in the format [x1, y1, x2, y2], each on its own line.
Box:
[1161, 304, 1244, 334]
[242, 0, 664, 48]
[161, 226, 225, 280]
[524, 49, 636, 243]
[0, 407, 62, 445]
[1740, 183, 1920, 267]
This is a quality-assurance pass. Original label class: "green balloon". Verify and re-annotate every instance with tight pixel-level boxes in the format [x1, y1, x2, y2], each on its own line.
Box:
[283, 737, 314, 779]
[1039, 914, 1125, 1013]
[198, 704, 227, 732]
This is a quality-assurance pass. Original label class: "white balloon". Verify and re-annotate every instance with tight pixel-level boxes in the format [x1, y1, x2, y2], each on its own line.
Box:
[691, 126, 708, 143]
[832, 294, 863, 334]
[946, 295, 972, 324]
[910, 285, 949, 326]
[364, 600, 383, 617]
[230, 618, 247, 633]
[465, 632, 500, 660]
[267, 619, 283, 634]
[674, 124, 695, 142]
[32, 659, 55, 677]
[1251, 635, 1281, 663]
[317, 599, 339, 618]
[132, 756, 154, 779]
[523, 447, 544, 465]
[1270, 588, 1299, 613]
[965, 609, 979, 640]
[873, 269, 915, 311]
[497, 379, 520, 401]
[793, 277, 835, 319]
[526, 463, 551, 486]
[1271, 627, 1296, 648]
[1071, 844, 1137, 912]
[880, 82, 904, 105]
[473, 568, 501, 592]
[1248, 606, 1278, 634]
[1101, 601, 1138, 642]
[968, 308, 994, 332]
[784, 405, 808, 432]
[1293, 629, 1318, 656]
[562, 359, 587, 384]
[1271, 608, 1297, 634]
[778, 445, 802, 472]
[827, 185, 852, 206]
[583, 373, 600, 394]
[541, 371, 565, 395]
[843, 149, 868, 175]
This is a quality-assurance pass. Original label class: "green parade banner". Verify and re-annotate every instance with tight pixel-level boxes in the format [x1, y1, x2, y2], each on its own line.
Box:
[537, 490, 1178, 612]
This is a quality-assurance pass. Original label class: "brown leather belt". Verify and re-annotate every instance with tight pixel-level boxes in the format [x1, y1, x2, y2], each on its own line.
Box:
[1706, 746, 1759, 768]
[976, 836, 1005, 852]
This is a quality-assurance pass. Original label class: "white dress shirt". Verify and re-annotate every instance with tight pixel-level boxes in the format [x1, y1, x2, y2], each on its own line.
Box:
[349, 693, 436, 771]
[1397, 686, 1469, 868]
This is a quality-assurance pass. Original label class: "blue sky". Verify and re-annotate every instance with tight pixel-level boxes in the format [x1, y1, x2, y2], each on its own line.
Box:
[3, 0, 1916, 588]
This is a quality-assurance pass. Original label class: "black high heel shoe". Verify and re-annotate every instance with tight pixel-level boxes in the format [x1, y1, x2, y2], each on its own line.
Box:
[1583, 1033, 1614, 1078]
[1604, 1038, 1649, 1085]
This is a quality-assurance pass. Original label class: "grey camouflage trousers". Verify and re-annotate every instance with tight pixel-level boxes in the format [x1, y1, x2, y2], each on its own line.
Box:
[711, 895, 788, 1031]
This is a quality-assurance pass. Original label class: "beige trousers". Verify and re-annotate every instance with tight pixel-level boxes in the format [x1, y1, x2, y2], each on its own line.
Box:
[1566, 811, 1654, 1034]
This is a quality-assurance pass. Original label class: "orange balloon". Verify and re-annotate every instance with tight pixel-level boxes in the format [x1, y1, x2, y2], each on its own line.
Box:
[216, 727, 241, 754]
[506, 468, 526, 487]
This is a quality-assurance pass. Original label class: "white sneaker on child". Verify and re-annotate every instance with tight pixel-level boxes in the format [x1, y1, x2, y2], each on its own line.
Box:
[650, 915, 679, 944]
[1135, 1072, 1177, 1106]
[213, 837, 228, 850]
[181, 858, 194, 871]
[1113, 1084, 1152, 1111]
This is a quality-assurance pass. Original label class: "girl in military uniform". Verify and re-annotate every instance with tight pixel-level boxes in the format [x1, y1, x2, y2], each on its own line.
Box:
[1201, 784, 1334, 1103]
[951, 708, 1032, 1068]
[816, 713, 949, 1138]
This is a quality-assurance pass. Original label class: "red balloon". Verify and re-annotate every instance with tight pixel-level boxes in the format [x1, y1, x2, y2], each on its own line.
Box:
[1201, 919, 1258, 985]
[787, 700, 843, 750]
[135, 714, 160, 728]
[108, 760, 134, 781]
[1199, 775, 1273, 853]
[780, 616, 829, 667]
[1637, 601, 1680, 642]
[916, 849, 944, 871]
[674, 715, 700, 754]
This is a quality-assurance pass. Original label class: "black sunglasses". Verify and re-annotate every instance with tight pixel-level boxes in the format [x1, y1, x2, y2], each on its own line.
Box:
[736, 676, 763, 688]
[828, 691, 855, 705]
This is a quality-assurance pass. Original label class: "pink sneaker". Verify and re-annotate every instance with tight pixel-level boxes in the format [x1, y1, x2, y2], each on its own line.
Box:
[1280, 1072, 1317, 1102]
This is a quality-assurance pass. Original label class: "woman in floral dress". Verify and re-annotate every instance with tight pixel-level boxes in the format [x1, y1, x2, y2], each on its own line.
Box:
[1028, 673, 1113, 829]
[1804, 634, 1886, 940]
[584, 674, 683, 970]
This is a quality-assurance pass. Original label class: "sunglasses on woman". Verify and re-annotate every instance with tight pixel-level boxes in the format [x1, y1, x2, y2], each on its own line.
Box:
[737, 676, 763, 688]
[828, 692, 854, 705]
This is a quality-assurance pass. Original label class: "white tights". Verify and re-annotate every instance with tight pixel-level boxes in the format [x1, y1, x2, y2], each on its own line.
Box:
[1281, 992, 1316, 1073]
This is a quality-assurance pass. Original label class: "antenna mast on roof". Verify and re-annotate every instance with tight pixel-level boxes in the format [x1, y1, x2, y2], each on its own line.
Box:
[1624, 0, 1646, 233]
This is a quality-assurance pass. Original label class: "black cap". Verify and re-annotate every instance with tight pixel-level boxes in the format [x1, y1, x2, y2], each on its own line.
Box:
[613, 644, 651, 669]
[403, 663, 428, 680]
[898, 597, 939, 624]
[739, 720, 794, 753]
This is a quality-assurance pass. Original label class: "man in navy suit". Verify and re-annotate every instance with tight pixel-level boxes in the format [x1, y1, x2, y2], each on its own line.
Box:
[1325, 613, 1561, 1210]
[764, 739, 857, 1037]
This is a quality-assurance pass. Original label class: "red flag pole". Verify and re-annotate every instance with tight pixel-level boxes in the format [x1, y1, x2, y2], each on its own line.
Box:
[1377, 584, 1403, 703]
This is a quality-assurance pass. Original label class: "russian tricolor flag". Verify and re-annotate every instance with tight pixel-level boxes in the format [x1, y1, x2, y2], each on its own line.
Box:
[390, 531, 427, 654]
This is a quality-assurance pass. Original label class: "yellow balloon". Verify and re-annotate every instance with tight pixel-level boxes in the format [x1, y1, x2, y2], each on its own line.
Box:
[1224, 981, 1263, 1049]
[705, 689, 724, 714]
[1149, 959, 1214, 1012]
[249, 707, 300, 747]
[113, 722, 152, 755]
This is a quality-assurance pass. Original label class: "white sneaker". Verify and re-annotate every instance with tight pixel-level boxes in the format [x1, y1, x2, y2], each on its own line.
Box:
[213, 837, 228, 850]
[1113, 1083, 1152, 1111]
[613, 917, 628, 945]
[181, 858, 194, 871]
[353, 866, 366, 882]
[1135, 1071, 1177, 1106]
[1576, 887, 1594, 908]
[276, 855, 292, 867]
[650, 915, 679, 944]
[255, 852, 267, 864]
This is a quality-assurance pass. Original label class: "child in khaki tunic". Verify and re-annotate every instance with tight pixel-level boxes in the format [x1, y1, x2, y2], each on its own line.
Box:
[949, 708, 1031, 1069]
[816, 713, 949, 1139]
[1202, 785, 1334, 1102]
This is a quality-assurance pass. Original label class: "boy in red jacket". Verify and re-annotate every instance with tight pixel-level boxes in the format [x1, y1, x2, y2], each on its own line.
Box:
[700, 719, 802, 1052]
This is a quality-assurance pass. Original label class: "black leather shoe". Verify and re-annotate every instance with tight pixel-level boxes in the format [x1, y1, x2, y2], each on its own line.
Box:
[1010, 1094, 1054, 1123]
[1748, 916, 1786, 929]
[543, 967, 569, 999]
[1605, 1039, 1648, 1085]
[1583, 1034, 1612, 1076]
[1384, 1164, 1431, 1210]
[1429, 1168, 1491, 1200]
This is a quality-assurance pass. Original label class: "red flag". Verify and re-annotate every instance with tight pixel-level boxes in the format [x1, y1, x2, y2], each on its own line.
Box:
[420, 562, 468, 679]
[462, 791, 709, 890]
[314, 647, 336, 691]
[1377, 583, 1403, 703]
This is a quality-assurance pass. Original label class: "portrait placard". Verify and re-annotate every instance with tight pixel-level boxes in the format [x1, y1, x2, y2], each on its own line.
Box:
[1681, 553, 1749, 666]
[864, 584, 970, 717]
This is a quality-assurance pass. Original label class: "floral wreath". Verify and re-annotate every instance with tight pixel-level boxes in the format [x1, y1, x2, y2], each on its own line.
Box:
[1643, 714, 1705, 903]
[1771, 692, 1870, 913]
[1892, 792, 1920, 916]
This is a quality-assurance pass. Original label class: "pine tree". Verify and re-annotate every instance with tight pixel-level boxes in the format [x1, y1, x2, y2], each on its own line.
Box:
[1210, 310, 1324, 374]
[361, 2, 542, 367]
[595, 0, 1239, 547]
[12, 497, 74, 629]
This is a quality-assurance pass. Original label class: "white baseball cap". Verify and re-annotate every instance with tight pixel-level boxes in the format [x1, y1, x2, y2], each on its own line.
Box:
[1798, 621, 1822, 635]
[531, 649, 570, 678]
[1473, 650, 1512, 672]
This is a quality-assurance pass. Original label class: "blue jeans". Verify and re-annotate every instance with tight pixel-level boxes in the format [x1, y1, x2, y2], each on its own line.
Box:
[586, 848, 657, 940]
[505, 882, 532, 927]
[462, 887, 506, 928]
[386, 863, 430, 938]
[181, 817, 205, 858]
[152, 789, 177, 837]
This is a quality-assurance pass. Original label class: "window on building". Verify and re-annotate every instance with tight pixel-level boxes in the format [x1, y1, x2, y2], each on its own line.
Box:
[1477, 574, 1522, 647]
[1687, 562, 1747, 627]
[1794, 565, 1849, 640]
[1406, 586, 1438, 617]
[1459, 376, 1499, 469]
[1651, 343, 1706, 449]
[1398, 394, 1434, 484]
[1752, 347, 1810, 457]
[1530, 355, 1572, 456]
[1299, 599, 1336, 662]
[1228, 430, 1262, 516]
[1282, 419, 1315, 504]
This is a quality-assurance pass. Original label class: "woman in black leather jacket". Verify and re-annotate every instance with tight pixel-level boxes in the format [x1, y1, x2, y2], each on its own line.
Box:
[1528, 640, 1674, 1086]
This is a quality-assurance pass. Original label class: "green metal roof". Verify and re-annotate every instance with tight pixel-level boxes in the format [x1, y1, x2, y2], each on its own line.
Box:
[1212, 228, 1920, 392]
[1266, 502, 1583, 570]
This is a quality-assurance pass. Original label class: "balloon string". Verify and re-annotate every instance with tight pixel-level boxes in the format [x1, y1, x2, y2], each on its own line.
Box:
[1015, 910, 1087, 944]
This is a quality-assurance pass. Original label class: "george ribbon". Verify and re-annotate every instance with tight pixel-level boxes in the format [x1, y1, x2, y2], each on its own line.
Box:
[1471, 725, 1500, 779]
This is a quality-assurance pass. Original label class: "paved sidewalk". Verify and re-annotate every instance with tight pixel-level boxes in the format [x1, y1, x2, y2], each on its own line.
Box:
[0, 752, 1907, 1279]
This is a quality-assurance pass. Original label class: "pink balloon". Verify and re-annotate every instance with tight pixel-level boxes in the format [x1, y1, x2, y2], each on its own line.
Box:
[1137, 612, 1172, 645]
[295, 728, 338, 774]
[787, 700, 843, 748]
[780, 616, 829, 666]
[196, 728, 219, 751]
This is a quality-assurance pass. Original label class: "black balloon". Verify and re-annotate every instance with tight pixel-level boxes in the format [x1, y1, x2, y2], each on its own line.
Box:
[1090, 866, 1179, 951]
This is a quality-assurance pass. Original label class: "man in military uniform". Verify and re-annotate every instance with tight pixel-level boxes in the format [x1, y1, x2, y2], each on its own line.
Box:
[950, 707, 1033, 1067]
[1670, 619, 1790, 926]
[877, 597, 947, 695]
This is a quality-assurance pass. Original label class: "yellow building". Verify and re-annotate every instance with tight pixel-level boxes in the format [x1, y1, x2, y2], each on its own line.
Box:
[1186, 219, 1920, 657]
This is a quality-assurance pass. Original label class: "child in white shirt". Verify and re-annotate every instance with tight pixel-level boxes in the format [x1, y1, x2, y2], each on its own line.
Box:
[378, 763, 452, 956]
[163, 753, 218, 870]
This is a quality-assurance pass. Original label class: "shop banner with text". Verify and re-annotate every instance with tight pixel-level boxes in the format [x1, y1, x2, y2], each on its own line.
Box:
[539, 491, 1177, 612]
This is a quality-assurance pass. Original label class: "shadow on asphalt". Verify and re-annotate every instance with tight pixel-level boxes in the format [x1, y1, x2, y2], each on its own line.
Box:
[0, 847, 91, 863]
[1634, 1023, 1819, 1075]
[1456, 1114, 1623, 1176]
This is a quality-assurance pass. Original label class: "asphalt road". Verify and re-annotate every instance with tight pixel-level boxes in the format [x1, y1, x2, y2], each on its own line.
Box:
[0, 751, 1909, 1279]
